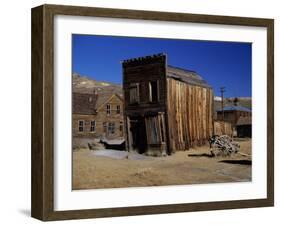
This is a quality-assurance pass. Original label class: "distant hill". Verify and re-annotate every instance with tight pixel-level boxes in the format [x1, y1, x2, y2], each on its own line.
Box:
[72, 73, 123, 97]
[214, 96, 252, 111]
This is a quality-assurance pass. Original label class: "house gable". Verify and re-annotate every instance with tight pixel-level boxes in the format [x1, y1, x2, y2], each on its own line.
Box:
[96, 93, 123, 113]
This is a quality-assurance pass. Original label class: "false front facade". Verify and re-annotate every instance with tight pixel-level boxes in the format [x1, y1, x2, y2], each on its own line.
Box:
[122, 53, 214, 156]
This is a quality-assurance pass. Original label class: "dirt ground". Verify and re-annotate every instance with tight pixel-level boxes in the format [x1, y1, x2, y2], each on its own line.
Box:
[73, 139, 251, 190]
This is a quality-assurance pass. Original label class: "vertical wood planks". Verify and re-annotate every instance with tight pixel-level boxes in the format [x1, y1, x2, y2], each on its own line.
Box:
[166, 78, 214, 151]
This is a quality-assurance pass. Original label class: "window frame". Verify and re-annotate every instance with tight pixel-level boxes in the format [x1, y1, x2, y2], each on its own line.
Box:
[129, 83, 140, 104]
[90, 120, 96, 132]
[108, 122, 115, 134]
[116, 105, 121, 114]
[106, 104, 111, 115]
[148, 80, 159, 103]
[78, 120, 84, 132]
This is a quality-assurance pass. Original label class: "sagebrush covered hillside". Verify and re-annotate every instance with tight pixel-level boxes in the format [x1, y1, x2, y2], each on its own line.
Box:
[72, 73, 123, 96]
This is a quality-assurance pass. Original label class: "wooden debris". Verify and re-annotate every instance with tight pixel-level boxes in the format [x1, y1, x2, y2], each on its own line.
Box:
[209, 135, 240, 157]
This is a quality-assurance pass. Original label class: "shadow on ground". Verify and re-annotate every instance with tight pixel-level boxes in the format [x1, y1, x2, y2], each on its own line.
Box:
[188, 153, 213, 158]
[219, 159, 252, 165]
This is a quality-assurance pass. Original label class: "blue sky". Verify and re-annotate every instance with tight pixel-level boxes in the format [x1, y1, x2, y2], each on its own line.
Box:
[72, 34, 252, 97]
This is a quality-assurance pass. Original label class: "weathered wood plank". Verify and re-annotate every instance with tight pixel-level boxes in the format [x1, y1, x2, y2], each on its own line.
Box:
[166, 78, 213, 150]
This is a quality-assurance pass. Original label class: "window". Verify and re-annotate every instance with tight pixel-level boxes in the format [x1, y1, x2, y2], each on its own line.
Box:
[149, 80, 159, 102]
[119, 121, 123, 132]
[90, 120, 96, 132]
[103, 122, 107, 133]
[116, 105, 121, 114]
[108, 122, 115, 134]
[106, 104, 111, 115]
[129, 83, 139, 104]
[78, 120, 84, 132]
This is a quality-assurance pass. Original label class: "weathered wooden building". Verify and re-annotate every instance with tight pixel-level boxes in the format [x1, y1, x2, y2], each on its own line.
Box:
[236, 116, 252, 138]
[122, 53, 214, 156]
[214, 120, 233, 137]
[72, 91, 124, 139]
[216, 105, 251, 126]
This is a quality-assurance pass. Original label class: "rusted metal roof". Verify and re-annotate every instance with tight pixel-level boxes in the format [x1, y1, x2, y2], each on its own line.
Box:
[217, 105, 251, 112]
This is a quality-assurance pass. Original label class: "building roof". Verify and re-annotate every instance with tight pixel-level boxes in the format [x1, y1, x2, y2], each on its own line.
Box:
[236, 116, 252, 126]
[96, 93, 123, 111]
[166, 65, 211, 88]
[100, 138, 125, 145]
[217, 105, 252, 112]
[95, 92, 114, 110]
[122, 54, 211, 88]
[73, 92, 123, 115]
[122, 53, 166, 67]
[72, 92, 97, 115]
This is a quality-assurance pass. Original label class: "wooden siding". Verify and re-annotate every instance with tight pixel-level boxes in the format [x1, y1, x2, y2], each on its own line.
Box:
[123, 55, 167, 115]
[72, 95, 124, 139]
[123, 55, 169, 154]
[214, 121, 233, 137]
[217, 110, 251, 126]
[123, 54, 214, 154]
[167, 78, 213, 151]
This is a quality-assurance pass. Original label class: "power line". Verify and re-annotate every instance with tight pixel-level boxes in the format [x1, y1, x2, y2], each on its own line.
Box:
[220, 87, 225, 121]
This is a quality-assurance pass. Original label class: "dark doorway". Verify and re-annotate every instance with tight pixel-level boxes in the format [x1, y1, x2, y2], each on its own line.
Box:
[129, 117, 148, 154]
[237, 125, 252, 138]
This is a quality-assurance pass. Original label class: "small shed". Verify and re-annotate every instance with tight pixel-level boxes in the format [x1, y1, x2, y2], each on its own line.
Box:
[236, 116, 252, 138]
[216, 105, 251, 126]
[100, 138, 126, 150]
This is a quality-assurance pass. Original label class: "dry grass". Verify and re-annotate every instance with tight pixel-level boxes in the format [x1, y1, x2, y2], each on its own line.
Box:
[73, 139, 251, 190]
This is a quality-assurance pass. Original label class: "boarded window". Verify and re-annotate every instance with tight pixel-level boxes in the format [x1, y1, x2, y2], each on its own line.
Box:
[149, 80, 159, 102]
[145, 116, 162, 144]
[108, 122, 115, 134]
[117, 105, 121, 114]
[78, 120, 84, 132]
[129, 83, 139, 104]
[106, 104, 111, 115]
[90, 120, 96, 132]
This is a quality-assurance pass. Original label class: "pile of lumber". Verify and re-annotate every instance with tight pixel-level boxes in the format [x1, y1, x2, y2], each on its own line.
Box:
[209, 135, 240, 157]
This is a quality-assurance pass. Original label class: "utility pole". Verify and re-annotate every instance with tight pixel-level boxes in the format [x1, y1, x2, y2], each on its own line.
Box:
[220, 87, 225, 121]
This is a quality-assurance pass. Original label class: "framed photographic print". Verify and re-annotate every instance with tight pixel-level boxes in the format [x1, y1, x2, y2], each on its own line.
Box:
[31, 4, 274, 221]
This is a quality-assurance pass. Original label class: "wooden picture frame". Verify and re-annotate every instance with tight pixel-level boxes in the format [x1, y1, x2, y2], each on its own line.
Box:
[31, 4, 274, 221]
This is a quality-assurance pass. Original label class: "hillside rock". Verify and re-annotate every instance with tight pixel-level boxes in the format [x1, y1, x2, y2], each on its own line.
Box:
[72, 73, 123, 96]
